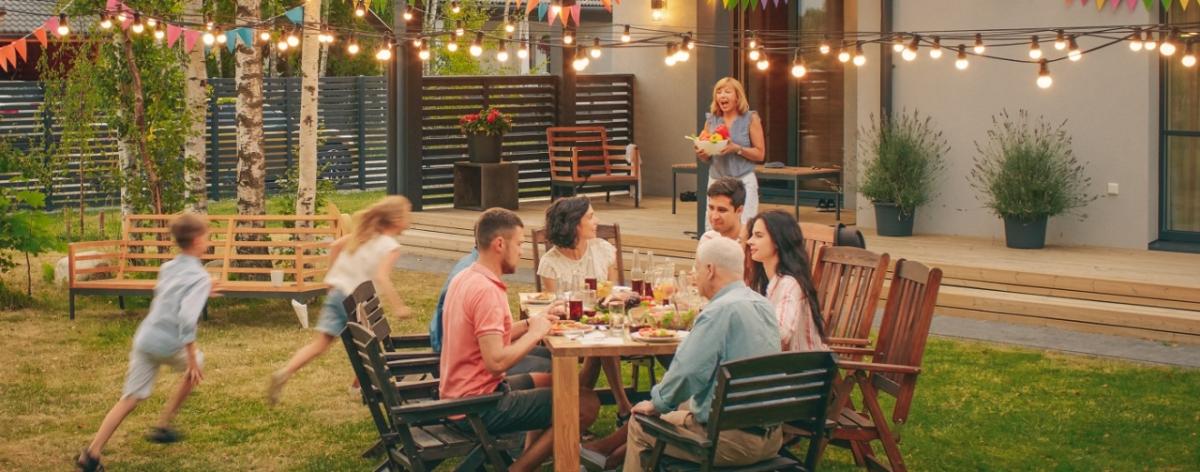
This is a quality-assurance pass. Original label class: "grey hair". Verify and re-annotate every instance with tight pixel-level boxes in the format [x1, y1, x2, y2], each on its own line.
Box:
[696, 237, 745, 277]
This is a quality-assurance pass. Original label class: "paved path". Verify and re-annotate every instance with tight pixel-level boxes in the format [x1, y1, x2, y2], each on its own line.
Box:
[398, 254, 1200, 369]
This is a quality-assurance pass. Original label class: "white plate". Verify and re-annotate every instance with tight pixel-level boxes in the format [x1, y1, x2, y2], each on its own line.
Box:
[632, 330, 686, 343]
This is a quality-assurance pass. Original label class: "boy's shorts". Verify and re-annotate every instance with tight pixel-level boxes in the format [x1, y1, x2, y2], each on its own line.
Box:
[121, 349, 205, 400]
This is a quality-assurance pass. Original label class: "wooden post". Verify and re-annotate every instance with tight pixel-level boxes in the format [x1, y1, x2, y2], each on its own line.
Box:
[550, 23, 576, 127]
[695, 1, 733, 236]
[386, 5, 424, 210]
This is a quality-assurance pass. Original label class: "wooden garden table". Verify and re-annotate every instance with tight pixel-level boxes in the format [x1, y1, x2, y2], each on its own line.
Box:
[543, 334, 681, 472]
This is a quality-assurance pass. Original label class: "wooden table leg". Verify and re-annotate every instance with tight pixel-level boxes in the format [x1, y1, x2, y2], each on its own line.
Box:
[552, 355, 581, 472]
[671, 170, 677, 214]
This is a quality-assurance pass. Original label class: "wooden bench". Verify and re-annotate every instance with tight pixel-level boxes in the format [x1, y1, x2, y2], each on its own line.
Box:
[66, 207, 346, 320]
[546, 126, 641, 206]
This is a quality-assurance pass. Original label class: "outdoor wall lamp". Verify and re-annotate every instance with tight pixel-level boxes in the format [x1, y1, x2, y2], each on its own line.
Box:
[651, 0, 666, 22]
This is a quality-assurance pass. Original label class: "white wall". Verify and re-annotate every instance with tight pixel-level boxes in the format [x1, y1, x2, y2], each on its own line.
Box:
[854, 0, 1158, 249]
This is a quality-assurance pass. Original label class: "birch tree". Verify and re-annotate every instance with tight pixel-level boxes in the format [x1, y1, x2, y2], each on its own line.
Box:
[184, 0, 209, 213]
[295, 0, 320, 222]
[235, 0, 266, 218]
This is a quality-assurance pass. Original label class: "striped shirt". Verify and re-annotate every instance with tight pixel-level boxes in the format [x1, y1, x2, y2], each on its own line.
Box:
[767, 275, 828, 352]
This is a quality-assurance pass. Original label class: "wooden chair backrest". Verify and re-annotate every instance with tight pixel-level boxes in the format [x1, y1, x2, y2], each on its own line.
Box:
[798, 222, 837, 273]
[343, 322, 403, 437]
[707, 351, 838, 468]
[872, 259, 942, 424]
[530, 223, 625, 292]
[811, 246, 890, 343]
[547, 126, 609, 180]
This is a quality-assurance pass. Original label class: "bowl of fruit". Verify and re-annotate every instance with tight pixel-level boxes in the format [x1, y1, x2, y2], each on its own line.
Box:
[685, 124, 731, 156]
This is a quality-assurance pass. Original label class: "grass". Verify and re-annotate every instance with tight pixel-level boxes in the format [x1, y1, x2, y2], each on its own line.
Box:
[4, 192, 1199, 470]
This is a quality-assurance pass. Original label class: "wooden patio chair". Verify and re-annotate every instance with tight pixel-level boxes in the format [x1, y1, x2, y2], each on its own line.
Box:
[343, 321, 519, 472]
[530, 223, 626, 293]
[347, 281, 436, 360]
[635, 351, 841, 472]
[810, 246, 890, 351]
[546, 126, 640, 206]
[798, 222, 838, 273]
[822, 259, 943, 472]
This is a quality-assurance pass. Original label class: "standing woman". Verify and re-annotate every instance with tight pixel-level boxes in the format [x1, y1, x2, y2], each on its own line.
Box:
[696, 77, 766, 226]
[744, 210, 828, 352]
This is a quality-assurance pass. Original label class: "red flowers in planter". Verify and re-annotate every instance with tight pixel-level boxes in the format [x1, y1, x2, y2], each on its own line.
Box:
[460, 107, 512, 136]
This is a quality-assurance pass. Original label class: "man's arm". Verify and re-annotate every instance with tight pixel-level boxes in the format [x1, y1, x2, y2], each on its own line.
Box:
[649, 313, 722, 413]
[478, 316, 551, 375]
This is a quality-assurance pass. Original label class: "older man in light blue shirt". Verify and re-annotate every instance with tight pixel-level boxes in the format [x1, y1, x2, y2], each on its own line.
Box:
[624, 237, 782, 471]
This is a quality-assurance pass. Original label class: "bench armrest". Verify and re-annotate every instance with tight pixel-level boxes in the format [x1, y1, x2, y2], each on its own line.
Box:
[634, 414, 712, 449]
[389, 392, 505, 424]
[385, 355, 440, 376]
[836, 360, 921, 375]
[388, 333, 432, 349]
[826, 336, 871, 347]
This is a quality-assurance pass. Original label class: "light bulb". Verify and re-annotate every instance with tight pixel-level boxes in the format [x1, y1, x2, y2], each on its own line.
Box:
[1036, 59, 1052, 89]
[376, 45, 392, 61]
[791, 60, 807, 78]
[675, 47, 689, 62]
[447, 41, 459, 52]
[955, 45, 968, 70]
[853, 44, 866, 66]
[99, 14, 113, 30]
[683, 33, 693, 51]
[504, 21, 515, 34]
[974, 34, 985, 54]
[929, 37, 942, 59]
[573, 52, 589, 71]
[146, 17, 157, 28]
[259, 31, 271, 42]
[1054, 30, 1067, 51]
[203, 32, 215, 46]
[837, 49, 850, 63]
[550, 1, 560, 16]
[1068, 36, 1081, 62]
[892, 35, 904, 53]
[56, 14, 70, 36]
[1161, 39, 1177, 56]
[621, 25, 631, 43]
[1129, 29, 1144, 52]
[1146, 33, 1158, 51]
[287, 32, 300, 47]
[277, 39, 289, 51]
[154, 29, 165, 40]
[748, 48, 760, 61]
[563, 31, 574, 45]
[591, 38, 602, 59]
[756, 58, 769, 70]
[347, 41, 360, 55]
[469, 44, 482, 56]
[665, 43, 676, 66]
[1183, 45, 1197, 67]
[419, 46, 431, 61]
[517, 42, 529, 59]
[413, 37, 423, 48]
[119, 12, 129, 23]
[1028, 36, 1042, 60]
[131, 14, 144, 34]
[904, 35, 919, 61]
[355, 0, 367, 17]
[455, 21, 464, 38]
[451, 0, 461, 14]
[403, 5, 414, 22]
[497, 49, 509, 62]
[651, 0, 665, 22]
[819, 42, 831, 55]
[216, 32, 227, 44]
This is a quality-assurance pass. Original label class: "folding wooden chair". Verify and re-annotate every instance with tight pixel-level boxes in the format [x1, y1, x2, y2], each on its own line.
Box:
[810, 246, 890, 352]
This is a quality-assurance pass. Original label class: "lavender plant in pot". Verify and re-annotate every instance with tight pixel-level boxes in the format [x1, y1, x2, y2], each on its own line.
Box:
[857, 110, 947, 236]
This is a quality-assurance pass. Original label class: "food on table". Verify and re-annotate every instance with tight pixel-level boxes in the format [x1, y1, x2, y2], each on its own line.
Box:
[550, 320, 591, 335]
[637, 327, 676, 338]
[529, 292, 555, 303]
[580, 313, 611, 326]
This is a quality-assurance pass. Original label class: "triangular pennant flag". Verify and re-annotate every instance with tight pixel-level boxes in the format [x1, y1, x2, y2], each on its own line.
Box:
[601, 0, 611, 12]
[571, 4, 582, 25]
[527, 0, 540, 15]
[13, 38, 27, 61]
[33, 28, 48, 47]
[0, 52, 8, 73]
[547, 3, 558, 23]
[1183, 0, 1191, 9]
[46, 17, 61, 37]
[1081, 0, 1088, 4]
[1130, 0, 1139, 11]
[106, 0, 119, 10]
[1163, 0, 1172, 9]
[121, 17, 134, 30]
[1144, 0, 1155, 10]
[285, 6, 304, 25]
[3, 46, 16, 69]
[1097, 0, 1106, 9]
[167, 24, 182, 47]
[225, 30, 238, 52]
[183, 29, 200, 53]
[538, 2, 549, 21]
[236, 28, 253, 47]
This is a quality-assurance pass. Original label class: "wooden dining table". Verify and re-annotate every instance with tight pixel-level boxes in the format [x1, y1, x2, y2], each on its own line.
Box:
[542, 334, 681, 472]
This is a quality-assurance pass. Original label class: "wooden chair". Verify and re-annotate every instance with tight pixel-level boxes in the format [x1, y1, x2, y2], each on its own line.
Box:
[343, 321, 518, 472]
[546, 126, 640, 206]
[347, 281, 437, 360]
[798, 222, 838, 272]
[635, 351, 841, 472]
[824, 259, 943, 472]
[810, 246, 890, 350]
[530, 223, 625, 293]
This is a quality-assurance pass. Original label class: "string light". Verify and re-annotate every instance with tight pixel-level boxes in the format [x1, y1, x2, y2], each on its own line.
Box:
[929, 36, 942, 59]
[573, 48, 589, 71]
[447, 38, 459, 52]
[1145, 29, 1158, 50]
[375, 43, 392, 61]
[748, 44, 760, 61]
[790, 50, 807, 78]
[504, 18, 515, 34]
[748, 33, 758, 50]
[1129, 28, 1144, 51]
[1054, 30, 1067, 51]
[419, 41, 431, 61]
[651, 0, 666, 22]
[837, 47, 850, 63]
[56, 14, 70, 36]
[355, 0, 367, 18]
[287, 28, 301, 47]
[955, 44, 969, 70]
[591, 37, 603, 59]
[1028, 36, 1042, 59]
[684, 32, 694, 50]
[973, 33, 985, 54]
[517, 41, 529, 59]
[819, 35, 831, 55]
[1160, 30, 1177, 56]
[154, 28, 165, 40]
[131, 13, 145, 34]
[665, 43, 677, 66]
[902, 35, 919, 61]
[259, 30, 271, 42]
[674, 40, 689, 62]
[99, 13, 113, 30]
[621, 25, 631, 43]
[563, 28, 575, 45]
[1068, 35, 1081, 62]
[202, 30, 216, 46]
[451, 0, 462, 14]
[550, 1, 561, 17]
[469, 32, 483, 57]
[119, 11, 129, 23]
[455, 21, 465, 38]
[756, 56, 769, 71]
[403, 5, 414, 22]
[853, 43, 866, 66]
[146, 17, 157, 29]
[321, 29, 335, 44]
[276, 37, 289, 51]
[892, 34, 904, 53]
[216, 31, 227, 44]
[497, 39, 509, 62]
[1036, 59, 1052, 89]
[347, 35, 360, 55]
[412, 36, 423, 48]
[1182, 41, 1196, 67]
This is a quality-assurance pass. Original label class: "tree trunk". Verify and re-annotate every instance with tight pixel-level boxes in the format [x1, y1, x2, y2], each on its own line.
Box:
[235, 0, 266, 219]
[183, 0, 208, 214]
[120, 31, 163, 214]
[117, 138, 133, 217]
[296, 0, 321, 225]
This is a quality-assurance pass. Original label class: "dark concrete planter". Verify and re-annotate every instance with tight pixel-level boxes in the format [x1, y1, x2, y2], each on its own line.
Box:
[467, 133, 503, 164]
[874, 202, 915, 237]
[1003, 215, 1048, 249]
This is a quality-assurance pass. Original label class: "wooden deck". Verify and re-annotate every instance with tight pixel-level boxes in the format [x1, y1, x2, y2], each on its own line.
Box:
[402, 197, 1200, 345]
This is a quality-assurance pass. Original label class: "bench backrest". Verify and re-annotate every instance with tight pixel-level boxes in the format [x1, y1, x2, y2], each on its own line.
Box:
[546, 126, 638, 182]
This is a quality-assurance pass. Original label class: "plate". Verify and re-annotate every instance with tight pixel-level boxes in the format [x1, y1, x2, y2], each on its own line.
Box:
[632, 329, 685, 343]
[550, 321, 594, 336]
[526, 292, 555, 305]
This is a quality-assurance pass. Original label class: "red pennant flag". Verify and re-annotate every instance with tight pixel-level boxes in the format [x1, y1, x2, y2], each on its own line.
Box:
[2, 46, 15, 69]
[602, 0, 612, 12]
[167, 24, 182, 47]
[46, 17, 62, 37]
[527, 0, 539, 15]
[571, 4, 582, 25]
[33, 28, 48, 47]
[183, 29, 200, 53]
[13, 38, 27, 61]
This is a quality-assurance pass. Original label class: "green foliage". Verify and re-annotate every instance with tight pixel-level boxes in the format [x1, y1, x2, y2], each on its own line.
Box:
[0, 135, 62, 298]
[268, 164, 340, 216]
[857, 110, 947, 216]
[970, 110, 1096, 221]
[458, 107, 512, 136]
[41, 263, 56, 285]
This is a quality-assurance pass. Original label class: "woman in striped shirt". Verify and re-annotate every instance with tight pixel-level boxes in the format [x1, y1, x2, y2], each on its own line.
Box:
[744, 210, 828, 352]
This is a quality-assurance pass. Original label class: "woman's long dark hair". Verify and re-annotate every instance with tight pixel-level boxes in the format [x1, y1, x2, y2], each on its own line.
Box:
[746, 210, 825, 338]
[545, 196, 591, 249]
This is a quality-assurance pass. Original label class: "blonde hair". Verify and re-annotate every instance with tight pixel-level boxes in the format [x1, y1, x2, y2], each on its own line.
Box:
[346, 196, 411, 254]
[709, 77, 750, 116]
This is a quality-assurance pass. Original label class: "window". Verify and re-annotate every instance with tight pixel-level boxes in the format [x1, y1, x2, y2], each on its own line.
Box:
[1160, 6, 1200, 242]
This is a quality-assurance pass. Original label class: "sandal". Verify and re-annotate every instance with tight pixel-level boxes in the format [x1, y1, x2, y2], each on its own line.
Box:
[616, 410, 631, 428]
[76, 449, 103, 472]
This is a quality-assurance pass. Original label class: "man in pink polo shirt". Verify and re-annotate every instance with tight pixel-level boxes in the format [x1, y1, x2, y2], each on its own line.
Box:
[440, 208, 600, 472]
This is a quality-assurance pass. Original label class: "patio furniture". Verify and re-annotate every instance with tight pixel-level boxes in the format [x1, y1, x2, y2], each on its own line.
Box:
[343, 321, 520, 472]
[795, 259, 942, 472]
[453, 161, 519, 211]
[670, 163, 843, 220]
[546, 126, 641, 206]
[799, 222, 839, 271]
[811, 247, 890, 351]
[344, 282, 439, 382]
[66, 210, 345, 320]
[635, 351, 841, 472]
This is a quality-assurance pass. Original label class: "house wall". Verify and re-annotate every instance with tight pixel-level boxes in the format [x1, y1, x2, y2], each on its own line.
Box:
[854, 0, 1159, 249]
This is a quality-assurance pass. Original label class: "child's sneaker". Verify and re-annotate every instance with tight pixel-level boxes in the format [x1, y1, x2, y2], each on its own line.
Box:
[266, 371, 287, 406]
[76, 449, 103, 472]
[146, 427, 183, 444]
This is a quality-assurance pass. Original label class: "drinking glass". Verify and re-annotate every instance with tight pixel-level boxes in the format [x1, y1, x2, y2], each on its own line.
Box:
[607, 301, 627, 338]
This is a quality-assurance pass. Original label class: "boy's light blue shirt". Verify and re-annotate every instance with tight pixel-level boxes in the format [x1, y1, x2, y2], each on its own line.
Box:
[430, 249, 479, 353]
[650, 280, 781, 424]
[132, 254, 212, 357]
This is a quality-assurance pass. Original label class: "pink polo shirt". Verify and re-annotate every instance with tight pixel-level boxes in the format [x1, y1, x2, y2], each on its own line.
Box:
[439, 262, 513, 399]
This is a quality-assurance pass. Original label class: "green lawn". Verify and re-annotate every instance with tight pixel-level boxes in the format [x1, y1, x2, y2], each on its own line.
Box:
[2, 193, 1199, 470]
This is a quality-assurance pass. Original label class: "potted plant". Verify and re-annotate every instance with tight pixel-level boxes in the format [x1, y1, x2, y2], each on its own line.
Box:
[459, 107, 512, 164]
[857, 110, 947, 236]
[970, 110, 1095, 249]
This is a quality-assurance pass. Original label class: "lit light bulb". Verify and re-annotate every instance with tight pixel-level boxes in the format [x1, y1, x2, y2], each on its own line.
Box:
[853, 43, 866, 66]
[929, 36, 942, 59]
[683, 33, 694, 51]
[1145, 31, 1158, 51]
[1054, 30, 1067, 51]
[1036, 59, 1052, 89]
[376, 45, 392, 61]
[504, 20, 515, 34]
[451, 0, 462, 14]
[1182, 43, 1197, 67]
[455, 21, 465, 38]
[892, 35, 904, 53]
[131, 14, 144, 34]
[1028, 36, 1042, 60]
[563, 30, 574, 45]
[665, 43, 677, 66]
[216, 32, 227, 44]
[469, 32, 483, 57]
[287, 31, 300, 47]
[403, 5, 414, 22]
[748, 35, 757, 50]
[1067, 36, 1081, 62]
[56, 14, 70, 36]
[621, 25, 631, 43]
[837, 49, 850, 63]
[154, 29, 165, 40]
[146, 17, 157, 28]
[1160, 32, 1177, 56]
[259, 31, 271, 42]
[277, 39, 289, 51]
[347, 37, 360, 55]
[651, 0, 665, 22]
[756, 58, 769, 70]
[99, 14, 113, 30]
[955, 45, 969, 70]
[903, 35, 919, 61]
[674, 45, 689, 62]
[355, 0, 367, 17]
[748, 47, 760, 61]
[413, 37, 423, 48]
[447, 40, 459, 52]
[517, 42, 529, 59]
[419, 44, 431, 61]
[119, 12, 129, 23]
[819, 42, 831, 55]
[573, 50, 589, 71]
[497, 47, 509, 62]
[591, 38, 602, 59]
[973, 33, 985, 54]
[790, 57, 807, 78]
[1129, 28, 1144, 52]
[203, 32, 216, 46]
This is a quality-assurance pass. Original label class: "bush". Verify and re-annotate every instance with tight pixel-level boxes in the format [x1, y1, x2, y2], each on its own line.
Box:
[970, 110, 1095, 221]
[857, 110, 947, 216]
